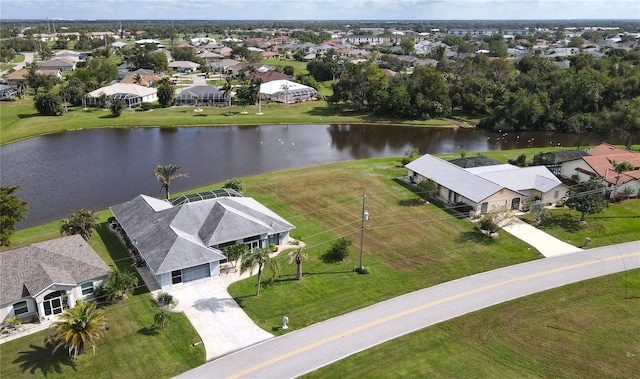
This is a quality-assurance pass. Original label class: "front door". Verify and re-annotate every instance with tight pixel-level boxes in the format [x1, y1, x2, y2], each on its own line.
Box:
[511, 198, 521, 210]
[43, 291, 65, 316]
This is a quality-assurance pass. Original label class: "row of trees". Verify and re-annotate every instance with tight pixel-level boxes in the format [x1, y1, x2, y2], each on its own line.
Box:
[326, 49, 640, 148]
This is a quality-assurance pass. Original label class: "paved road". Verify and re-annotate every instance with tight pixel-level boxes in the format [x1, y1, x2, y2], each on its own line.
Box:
[176, 241, 640, 379]
[0, 52, 34, 77]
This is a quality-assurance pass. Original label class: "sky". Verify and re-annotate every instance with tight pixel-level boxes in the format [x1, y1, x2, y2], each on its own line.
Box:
[2, 0, 639, 21]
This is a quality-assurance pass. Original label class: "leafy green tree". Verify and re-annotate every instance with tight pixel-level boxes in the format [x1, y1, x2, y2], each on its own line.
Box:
[153, 164, 188, 200]
[224, 177, 243, 193]
[59, 209, 99, 240]
[110, 99, 125, 117]
[86, 57, 118, 85]
[49, 301, 107, 359]
[328, 237, 353, 261]
[282, 65, 295, 76]
[565, 177, 608, 222]
[157, 83, 175, 108]
[0, 185, 28, 246]
[288, 248, 308, 280]
[400, 38, 415, 55]
[599, 98, 640, 150]
[416, 179, 438, 199]
[240, 247, 273, 295]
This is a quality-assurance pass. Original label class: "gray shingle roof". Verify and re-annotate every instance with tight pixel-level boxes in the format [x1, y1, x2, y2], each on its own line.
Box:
[405, 154, 504, 203]
[0, 235, 110, 305]
[467, 165, 564, 193]
[110, 195, 294, 275]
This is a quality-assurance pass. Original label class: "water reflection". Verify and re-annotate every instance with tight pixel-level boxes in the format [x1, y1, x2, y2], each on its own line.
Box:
[1, 124, 611, 228]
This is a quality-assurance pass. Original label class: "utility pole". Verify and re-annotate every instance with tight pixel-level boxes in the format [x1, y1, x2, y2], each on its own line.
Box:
[358, 194, 369, 272]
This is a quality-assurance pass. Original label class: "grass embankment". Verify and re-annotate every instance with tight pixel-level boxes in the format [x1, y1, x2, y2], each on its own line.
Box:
[304, 270, 640, 379]
[0, 99, 453, 145]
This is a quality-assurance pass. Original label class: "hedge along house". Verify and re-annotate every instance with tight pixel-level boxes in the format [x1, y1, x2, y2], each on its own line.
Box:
[406, 154, 567, 217]
[110, 194, 295, 289]
[0, 235, 110, 324]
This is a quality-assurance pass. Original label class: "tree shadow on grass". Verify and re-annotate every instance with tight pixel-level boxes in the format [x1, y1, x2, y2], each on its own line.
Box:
[398, 198, 424, 207]
[458, 230, 499, 246]
[13, 340, 77, 376]
[539, 213, 583, 233]
[137, 326, 160, 336]
[17, 113, 40, 119]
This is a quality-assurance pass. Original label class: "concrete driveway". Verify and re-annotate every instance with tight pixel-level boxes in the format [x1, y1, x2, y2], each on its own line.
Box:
[163, 275, 273, 361]
[503, 218, 583, 257]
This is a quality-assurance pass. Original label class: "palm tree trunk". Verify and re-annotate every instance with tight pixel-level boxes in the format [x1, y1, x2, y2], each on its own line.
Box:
[255, 265, 262, 295]
[296, 262, 302, 280]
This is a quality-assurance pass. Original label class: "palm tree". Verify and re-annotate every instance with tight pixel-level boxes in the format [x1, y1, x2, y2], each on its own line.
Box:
[153, 309, 171, 329]
[133, 73, 143, 85]
[612, 160, 634, 199]
[288, 248, 308, 280]
[222, 77, 234, 115]
[153, 164, 188, 200]
[59, 209, 99, 240]
[49, 301, 107, 359]
[239, 247, 272, 295]
[280, 82, 291, 104]
[105, 268, 139, 302]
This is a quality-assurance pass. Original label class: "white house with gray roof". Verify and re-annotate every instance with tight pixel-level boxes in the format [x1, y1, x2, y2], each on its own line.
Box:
[406, 154, 567, 216]
[0, 235, 110, 324]
[110, 194, 295, 289]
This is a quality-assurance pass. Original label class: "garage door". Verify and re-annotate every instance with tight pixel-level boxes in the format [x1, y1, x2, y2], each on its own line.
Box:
[182, 263, 210, 283]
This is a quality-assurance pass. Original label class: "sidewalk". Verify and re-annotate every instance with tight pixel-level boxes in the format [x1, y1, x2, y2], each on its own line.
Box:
[502, 219, 583, 257]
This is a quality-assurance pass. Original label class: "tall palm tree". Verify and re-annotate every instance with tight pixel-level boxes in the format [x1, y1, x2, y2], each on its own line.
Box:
[59, 209, 99, 240]
[153, 164, 188, 200]
[612, 160, 634, 198]
[49, 301, 107, 359]
[240, 247, 272, 295]
[288, 248, 308, 280]
[222, 77, 234, 115]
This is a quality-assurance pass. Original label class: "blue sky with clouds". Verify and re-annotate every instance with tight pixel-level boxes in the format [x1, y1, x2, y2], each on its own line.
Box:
[4, 0, 639, 20]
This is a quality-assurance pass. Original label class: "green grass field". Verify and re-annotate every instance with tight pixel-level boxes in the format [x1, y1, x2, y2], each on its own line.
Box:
[303, 269, 640, 379]
[1, 152, 638, 378]
[0, 99, 453, 145]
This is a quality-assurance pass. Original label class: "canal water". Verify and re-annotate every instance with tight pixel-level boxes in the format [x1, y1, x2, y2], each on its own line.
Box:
[1, 124, 610, 228]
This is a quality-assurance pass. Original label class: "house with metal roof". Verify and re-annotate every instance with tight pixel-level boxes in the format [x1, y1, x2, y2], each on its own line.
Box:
[110, 194, 295, 289]
[406, 154, 567, 216]
[0, 235, 110, 323]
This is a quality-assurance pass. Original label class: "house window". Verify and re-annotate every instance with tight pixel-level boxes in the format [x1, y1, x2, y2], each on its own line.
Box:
[554, 190, 559, 199]
[480, 202, 489, 213]
[13, 301, 28, 316]
[171, 270, 182, 284]
[81, 282, 94, 296]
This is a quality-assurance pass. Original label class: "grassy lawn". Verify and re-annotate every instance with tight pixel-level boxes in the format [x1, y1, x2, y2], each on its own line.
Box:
[227, 157, 541, 334]
[0, 294, 205, 379]
[303, 269, 640, 379]
[0, 99, 454, 145]
[261, 59, 310, 76]
[520, 199, 640, 248]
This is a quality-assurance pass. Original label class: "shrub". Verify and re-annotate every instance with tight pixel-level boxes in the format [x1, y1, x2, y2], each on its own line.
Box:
[353, 266, 371, 274]
[140, 102, 153, 111]
[224, 177, 243, 193]
[110, 98, 125, 117]
[328, 237, 353, 261]
[269, 243, 278, 252]
[156, 291, 178, 308]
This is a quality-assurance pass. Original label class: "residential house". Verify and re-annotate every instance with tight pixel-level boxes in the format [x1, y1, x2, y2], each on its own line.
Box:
[559, 144, 640, 198]
[120, 73, 162, 86]
[168, 61, 200, 73]
[0, 235, 110, 323]
[533, 150, 589, 175]
[174, 85, 227, 107]
[110, 194, 295, 289]
[87, 83, 158, 108]
[260, 79, 318, 104]
[0, 84, 25, 100]
[3, 69, 28, 86]
[39, 57, 76, 71]
[406, 154, 567, 216]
